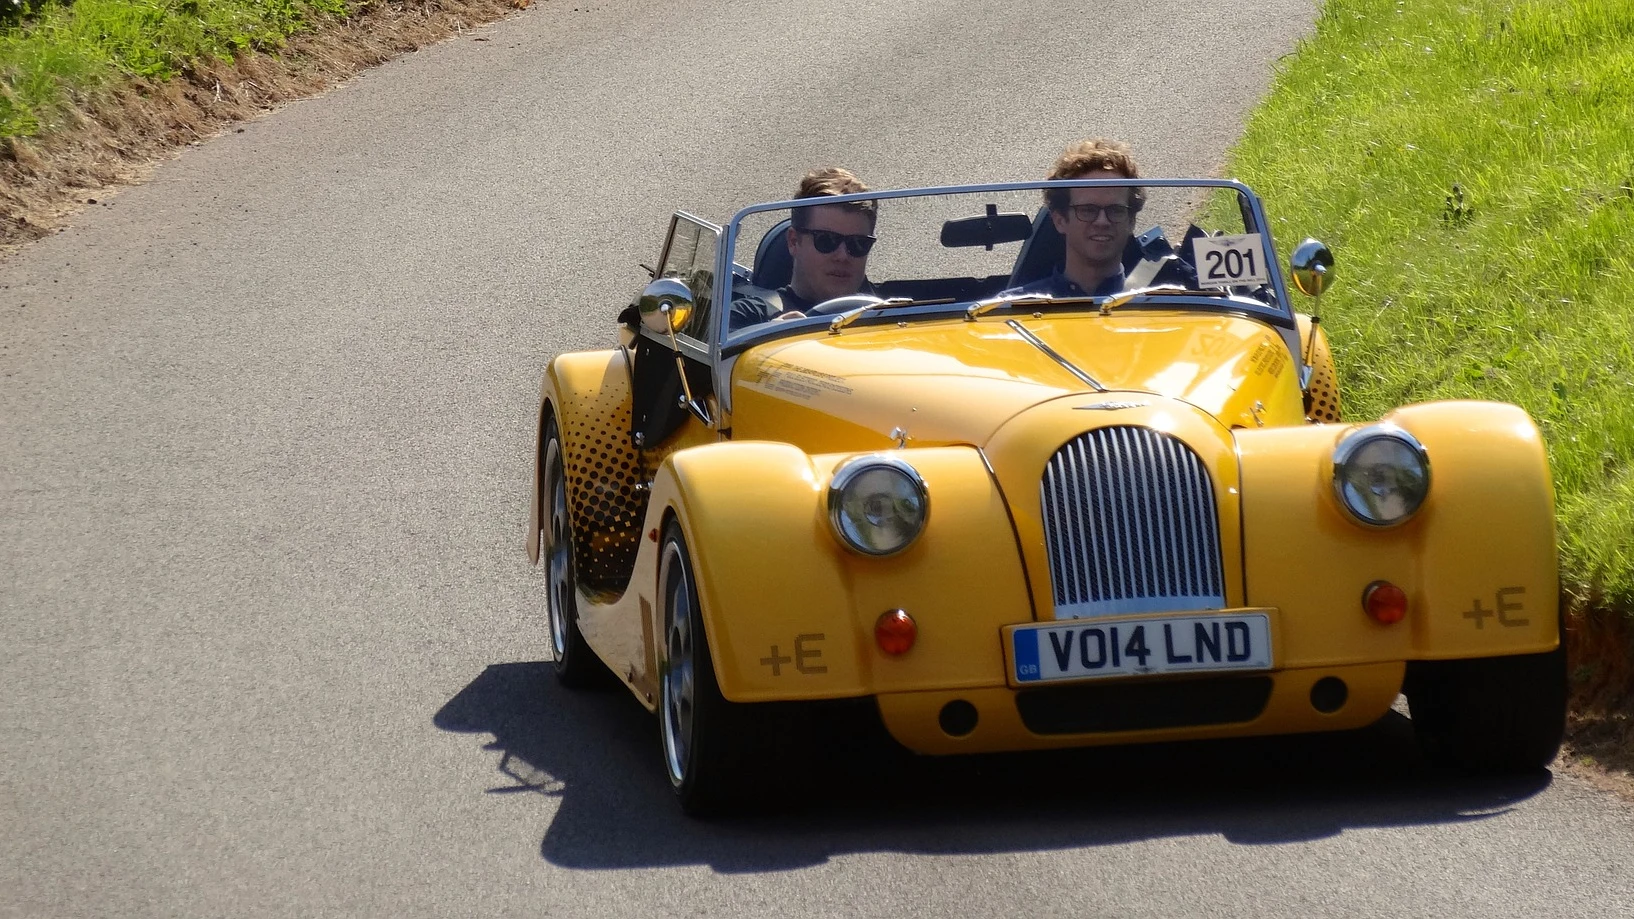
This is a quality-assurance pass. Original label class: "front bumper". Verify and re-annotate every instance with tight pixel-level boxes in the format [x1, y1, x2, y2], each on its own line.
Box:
[873, 660, 1406, 755]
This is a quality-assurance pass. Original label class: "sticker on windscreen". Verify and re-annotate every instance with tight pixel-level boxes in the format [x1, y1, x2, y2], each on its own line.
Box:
[1192, 233, 1270, 289]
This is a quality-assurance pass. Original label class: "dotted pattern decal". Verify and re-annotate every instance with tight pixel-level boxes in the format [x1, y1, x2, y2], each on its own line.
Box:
[1304, 324, 1343, 424]
[562, 385, 649, 589]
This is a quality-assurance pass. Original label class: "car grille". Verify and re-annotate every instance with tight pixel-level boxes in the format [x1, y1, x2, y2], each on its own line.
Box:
[1041, 426, 1226, 619]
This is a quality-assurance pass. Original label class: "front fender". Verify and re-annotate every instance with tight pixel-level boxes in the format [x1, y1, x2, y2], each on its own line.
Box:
[527, 350, 643, 586]
[649, 442, 1033, 702]
[1238, 401, 1558, 665]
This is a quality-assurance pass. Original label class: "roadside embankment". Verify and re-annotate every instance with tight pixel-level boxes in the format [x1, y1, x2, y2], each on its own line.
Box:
[1222, 0, 1634, 776]
[1, 0, 523, 248]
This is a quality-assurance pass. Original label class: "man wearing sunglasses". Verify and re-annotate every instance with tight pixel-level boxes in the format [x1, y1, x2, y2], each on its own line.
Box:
[1007, 138, 1145, 299]
[730, 167, 879, 329]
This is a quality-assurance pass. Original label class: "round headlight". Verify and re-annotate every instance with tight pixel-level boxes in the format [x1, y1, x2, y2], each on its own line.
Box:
[828, 456, 929, 556]
[1332, 424, 1430, 527]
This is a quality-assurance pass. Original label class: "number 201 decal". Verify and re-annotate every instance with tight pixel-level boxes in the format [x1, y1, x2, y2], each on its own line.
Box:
[1192, 233, 1270, 288]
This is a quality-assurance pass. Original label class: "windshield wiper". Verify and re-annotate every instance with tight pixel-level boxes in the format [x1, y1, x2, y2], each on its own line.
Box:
[827, 297, 955, 334]
[965, 293, 1090, 321]
[1096, 284, 1237, 315]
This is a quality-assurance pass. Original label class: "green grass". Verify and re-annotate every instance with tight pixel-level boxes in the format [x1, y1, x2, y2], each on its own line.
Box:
[1, 0, 350, 139]
[1225, 0, 1634, 611]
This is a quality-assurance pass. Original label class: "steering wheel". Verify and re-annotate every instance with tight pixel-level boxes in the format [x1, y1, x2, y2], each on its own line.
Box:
[807, 294, 888, 316]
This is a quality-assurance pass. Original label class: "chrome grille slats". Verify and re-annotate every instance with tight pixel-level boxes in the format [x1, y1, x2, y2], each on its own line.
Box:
[1063, 438, 1088, 602]
[1043, 445, 1076, 605]
[1090, 432, 1117, 601]
[1041, 426, 1226, 619]
[1155, 437, 1175, 589]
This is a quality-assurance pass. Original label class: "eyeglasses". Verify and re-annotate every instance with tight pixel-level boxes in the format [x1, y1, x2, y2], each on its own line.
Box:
[800, 228, 877, 258]
[1066, 203, 1133, 224]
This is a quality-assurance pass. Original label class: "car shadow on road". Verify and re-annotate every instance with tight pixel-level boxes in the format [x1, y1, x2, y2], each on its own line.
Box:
[434, 661, 1554, 872]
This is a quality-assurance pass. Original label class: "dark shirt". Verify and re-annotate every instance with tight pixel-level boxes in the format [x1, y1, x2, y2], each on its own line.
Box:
[1001, 265, 1126, 299]
[729, 285, 814, 330]
[728, 281, 874, 331]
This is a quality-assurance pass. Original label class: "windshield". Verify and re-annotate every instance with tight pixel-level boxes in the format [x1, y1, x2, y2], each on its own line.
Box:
[717, 180, 1291, 350]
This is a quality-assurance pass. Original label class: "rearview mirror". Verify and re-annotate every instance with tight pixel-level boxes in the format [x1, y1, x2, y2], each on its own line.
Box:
[940, 209, 1033, 250]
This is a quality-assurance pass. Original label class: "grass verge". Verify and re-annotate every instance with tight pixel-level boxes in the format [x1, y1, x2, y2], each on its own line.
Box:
[1, 0, 522, 246]
[2, 0, 349, 140]
[1224, 0, 1634, 752]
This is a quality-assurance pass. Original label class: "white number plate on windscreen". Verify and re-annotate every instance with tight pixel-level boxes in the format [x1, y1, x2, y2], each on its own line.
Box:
[1192, 233, 1270, 288]
[1010, 612, 1272, 684]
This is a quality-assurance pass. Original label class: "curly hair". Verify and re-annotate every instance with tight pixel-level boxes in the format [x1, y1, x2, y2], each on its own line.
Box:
[790, 166, 878, 229]
[1043, 139, 1145, 215]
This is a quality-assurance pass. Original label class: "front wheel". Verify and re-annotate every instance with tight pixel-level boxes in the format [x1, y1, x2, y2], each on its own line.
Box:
[542, 412, 605, 688]
[1405, 643, 1567, 773]
[658, 520, 745, 816]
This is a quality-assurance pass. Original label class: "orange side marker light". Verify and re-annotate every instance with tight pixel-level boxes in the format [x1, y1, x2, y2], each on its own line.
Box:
[1363, 580, 1408, 624]
[875, 609, 917, 655]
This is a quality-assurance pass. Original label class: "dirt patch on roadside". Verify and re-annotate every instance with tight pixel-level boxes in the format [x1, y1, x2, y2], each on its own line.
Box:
[1561, 602, 1634, 802]
[1, 0, 526, 252]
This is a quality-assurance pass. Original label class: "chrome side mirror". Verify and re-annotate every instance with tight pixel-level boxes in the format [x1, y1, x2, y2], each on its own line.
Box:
[634, 276, 713, 430]
[1290, 239, 1334, 298]
[638, 277, 694, 335]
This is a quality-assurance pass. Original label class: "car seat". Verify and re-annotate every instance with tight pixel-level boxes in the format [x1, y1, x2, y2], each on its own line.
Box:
[1007, 207, 1146, 289]
[751, 218, 794, 290]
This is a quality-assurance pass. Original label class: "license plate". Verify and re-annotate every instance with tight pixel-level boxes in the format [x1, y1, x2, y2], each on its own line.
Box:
[1010, 612, 1272, 684]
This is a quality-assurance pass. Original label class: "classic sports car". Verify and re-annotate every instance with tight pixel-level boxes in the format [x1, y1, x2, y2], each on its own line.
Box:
[528, 179, 1566, 816]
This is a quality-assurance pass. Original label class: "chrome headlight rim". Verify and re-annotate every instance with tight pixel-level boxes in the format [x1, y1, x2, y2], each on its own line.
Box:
[827, 454, 930, 557]
[1331, 423, 1431, 529]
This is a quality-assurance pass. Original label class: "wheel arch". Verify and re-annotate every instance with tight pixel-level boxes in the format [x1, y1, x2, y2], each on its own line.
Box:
[1297, 313, 1342, 423]
[527, 397, 553, 565]
[647, 441, 1033, 703]
[531, 350, 650, 591]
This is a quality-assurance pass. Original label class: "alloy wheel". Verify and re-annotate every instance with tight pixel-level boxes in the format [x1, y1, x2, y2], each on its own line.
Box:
[659, 539, 696, 788]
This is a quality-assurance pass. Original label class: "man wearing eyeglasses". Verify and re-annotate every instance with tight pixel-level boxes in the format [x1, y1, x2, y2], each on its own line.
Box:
[1008, 138, 1145, 298]
[730, 166, 879, 329]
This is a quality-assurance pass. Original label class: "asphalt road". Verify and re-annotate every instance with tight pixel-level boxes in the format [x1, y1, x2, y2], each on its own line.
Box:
[4, 0, 1633, 916]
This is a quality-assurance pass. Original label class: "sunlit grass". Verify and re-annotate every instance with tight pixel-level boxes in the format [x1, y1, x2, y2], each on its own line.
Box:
[1227, 0, 1634, 609]
[1, 0, 349, 139]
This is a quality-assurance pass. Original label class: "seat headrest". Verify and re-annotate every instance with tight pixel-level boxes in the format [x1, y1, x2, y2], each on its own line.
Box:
[1007, 207, 1063, 288]
[752, 218, 794, 290]
[1008, 206, 1153, 289]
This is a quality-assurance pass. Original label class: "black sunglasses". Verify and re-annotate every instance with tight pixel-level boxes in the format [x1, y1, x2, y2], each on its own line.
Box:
[1066, 203, 1133, 224]
[799, 228, 877, 257]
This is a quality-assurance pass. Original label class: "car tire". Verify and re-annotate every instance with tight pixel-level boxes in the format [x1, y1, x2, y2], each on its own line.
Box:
[542, 411, 605, 688]
[1405, 639, 1567, 773]
[658, 519, 744, 817]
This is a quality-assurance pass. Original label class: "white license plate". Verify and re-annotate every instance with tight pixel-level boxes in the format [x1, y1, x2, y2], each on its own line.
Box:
[1011, 612, 1272, 684]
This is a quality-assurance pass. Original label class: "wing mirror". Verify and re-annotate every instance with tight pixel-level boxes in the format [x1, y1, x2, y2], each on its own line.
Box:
[638, 277, 694, 335]
[1290, 239, 1334, 298]
[634, 276, 714, 429]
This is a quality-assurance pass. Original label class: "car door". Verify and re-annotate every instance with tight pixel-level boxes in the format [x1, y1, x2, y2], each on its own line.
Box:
[630, 212, 720, 450]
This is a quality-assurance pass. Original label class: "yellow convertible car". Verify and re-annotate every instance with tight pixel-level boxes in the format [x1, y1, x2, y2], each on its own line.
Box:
[528, 179, 1565, 815]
